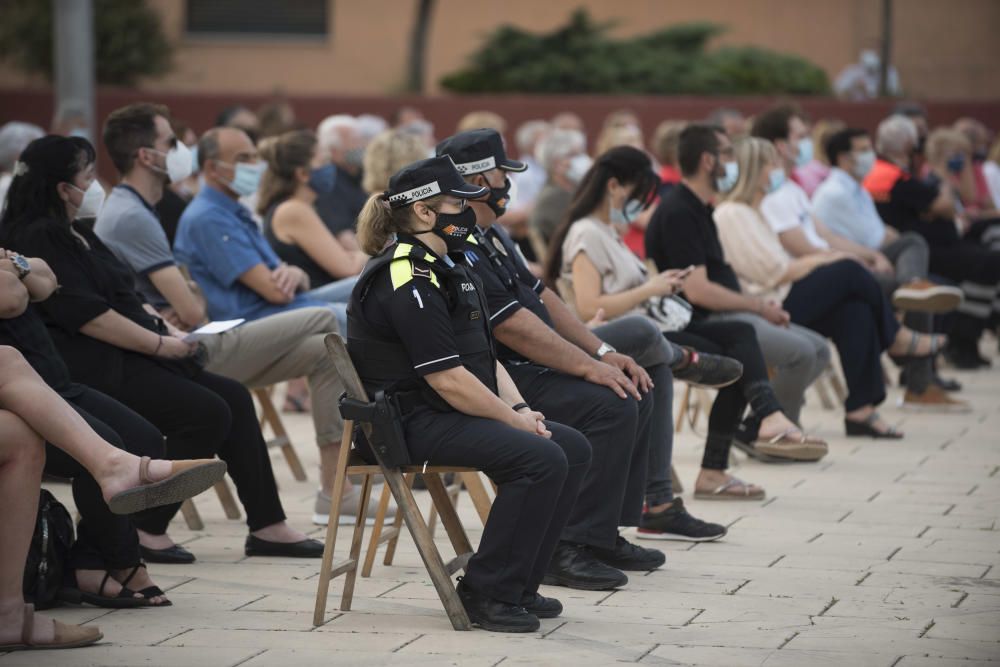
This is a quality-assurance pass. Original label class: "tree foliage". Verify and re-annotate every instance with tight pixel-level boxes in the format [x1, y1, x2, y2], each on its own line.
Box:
[0, 0, 172, 86]
[441, 9, 829, 95]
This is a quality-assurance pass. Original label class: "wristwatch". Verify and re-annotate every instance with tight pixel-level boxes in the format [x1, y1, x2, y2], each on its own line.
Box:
[595, 342, 616, 359]
[9, 253, 30, 280]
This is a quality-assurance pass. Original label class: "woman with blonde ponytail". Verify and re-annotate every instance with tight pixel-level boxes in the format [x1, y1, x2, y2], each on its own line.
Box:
[347, 156, 591, 633]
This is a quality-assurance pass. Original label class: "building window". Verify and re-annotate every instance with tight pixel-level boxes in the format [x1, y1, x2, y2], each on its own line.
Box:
[185, 0, 328, 39]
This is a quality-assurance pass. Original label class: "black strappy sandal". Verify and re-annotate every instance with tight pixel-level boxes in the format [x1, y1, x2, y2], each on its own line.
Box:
[58, 571, 147, 608]
[844, 412, 904, 439]
[119, 564, 171, 606]
[889, 332, 945, 366]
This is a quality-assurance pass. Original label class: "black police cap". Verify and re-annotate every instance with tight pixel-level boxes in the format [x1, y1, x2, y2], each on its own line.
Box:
[435, 129, 527, 176]
[384, 155, 489, 209]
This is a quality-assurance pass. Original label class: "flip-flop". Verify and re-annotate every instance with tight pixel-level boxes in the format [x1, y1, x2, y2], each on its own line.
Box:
[107, 457, 226, 515]
[753, 429, 829, 461]
[693, 476, 766, 501]
[0, 603, 102, 652]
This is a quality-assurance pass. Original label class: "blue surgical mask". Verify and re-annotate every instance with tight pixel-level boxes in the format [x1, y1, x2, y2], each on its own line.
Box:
[308, 163, 336, 195]
[796, 138, 814, 167]
[946, 155, 966, 174]
[716, 161, 739, 192]
[223, 161, 265, 197]
[189, 145, 200, 174]
[610, 198, 644, 224]
[767, 167, 786, 194]
[852, 150, 876, 179]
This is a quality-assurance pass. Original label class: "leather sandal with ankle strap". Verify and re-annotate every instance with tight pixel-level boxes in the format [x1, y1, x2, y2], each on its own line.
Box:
[0, 603, 102, 651]
[120, 564, 172, 606]
[107, 456, 226, 515]
[59, 571, 146, 608]
[889, 332, 946, 365]
[845, 412, 904, 439]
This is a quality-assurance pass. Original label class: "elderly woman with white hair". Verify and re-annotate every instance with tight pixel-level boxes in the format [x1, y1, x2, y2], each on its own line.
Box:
[864, 115, 1000, 369]
[529, 128, 590, 243]
[0, 122, 45, 210]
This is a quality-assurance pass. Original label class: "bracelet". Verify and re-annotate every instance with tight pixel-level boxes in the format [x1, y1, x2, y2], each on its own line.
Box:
[154, 335, 163, 355]
[511, 402, 530, 413]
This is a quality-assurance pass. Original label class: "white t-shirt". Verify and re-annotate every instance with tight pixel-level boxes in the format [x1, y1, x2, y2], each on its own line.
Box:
[761, 180, 830, 250]
[983, 161, 1000, 211]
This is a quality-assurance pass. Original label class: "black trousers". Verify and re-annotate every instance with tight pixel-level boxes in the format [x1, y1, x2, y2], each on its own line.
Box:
[666, 319, 782, 471]
[928, 241, 1000, 338]
[507, 363, 646, 549]
[783, 260, 896, 411]
[404, 408, 590, 605]
[79, 353, 286, 534]
[44, 386, 164, 571]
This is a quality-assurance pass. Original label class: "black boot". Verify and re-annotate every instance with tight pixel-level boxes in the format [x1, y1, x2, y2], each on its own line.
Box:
[456, 579, 539, 633]
[542, 541, 628, 590]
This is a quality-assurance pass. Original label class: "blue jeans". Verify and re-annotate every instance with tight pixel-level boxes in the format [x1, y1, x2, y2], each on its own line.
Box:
[306, 276, 359, 334]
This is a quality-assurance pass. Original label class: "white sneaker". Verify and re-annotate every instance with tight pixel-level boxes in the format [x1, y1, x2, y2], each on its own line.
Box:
[312, 487, 396, 526]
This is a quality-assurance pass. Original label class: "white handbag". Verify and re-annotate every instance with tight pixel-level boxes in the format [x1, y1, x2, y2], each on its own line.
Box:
[645, 294, 693, 332]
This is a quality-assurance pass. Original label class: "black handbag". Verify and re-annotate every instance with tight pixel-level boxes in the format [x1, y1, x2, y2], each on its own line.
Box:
[23, 489, 75, 609]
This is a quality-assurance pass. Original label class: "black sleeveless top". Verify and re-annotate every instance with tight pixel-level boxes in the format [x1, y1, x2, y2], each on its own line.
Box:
[262, 204, 337, 289]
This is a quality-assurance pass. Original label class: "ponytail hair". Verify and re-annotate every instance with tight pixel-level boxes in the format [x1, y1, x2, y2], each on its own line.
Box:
[356, 192, 445, 256]
[257, 129, 317, 215]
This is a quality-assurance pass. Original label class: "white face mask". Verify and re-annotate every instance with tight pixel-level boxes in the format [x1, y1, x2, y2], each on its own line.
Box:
[565, 154, 593, 184]
[70, 180, 106, 218]
[149, 142, 194, 183]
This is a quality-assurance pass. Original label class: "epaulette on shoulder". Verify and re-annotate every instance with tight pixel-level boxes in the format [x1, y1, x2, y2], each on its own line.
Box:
[389, 242, 440, 290]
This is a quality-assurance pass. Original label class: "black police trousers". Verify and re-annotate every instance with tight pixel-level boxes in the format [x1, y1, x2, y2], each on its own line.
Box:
[506, 363, 650, 550]
[403, 407, 591, 605]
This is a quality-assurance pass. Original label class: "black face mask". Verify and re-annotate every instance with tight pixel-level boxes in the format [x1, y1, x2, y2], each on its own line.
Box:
[485, 178, 511, 217]
[426, 206, 477, 252]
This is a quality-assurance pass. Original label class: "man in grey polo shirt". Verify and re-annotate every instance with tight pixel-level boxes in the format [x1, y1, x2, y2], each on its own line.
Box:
[95, 102, 390, 525]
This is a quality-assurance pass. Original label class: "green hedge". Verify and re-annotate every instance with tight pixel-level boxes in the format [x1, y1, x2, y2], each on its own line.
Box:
[0, 0, 171, 86]
[441, 10, 829, 95]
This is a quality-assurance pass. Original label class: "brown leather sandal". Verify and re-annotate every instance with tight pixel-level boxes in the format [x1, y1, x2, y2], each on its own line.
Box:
[0, 603, 102, 651]
[753, 430, 829, 461]
[107, 456, 226, 515]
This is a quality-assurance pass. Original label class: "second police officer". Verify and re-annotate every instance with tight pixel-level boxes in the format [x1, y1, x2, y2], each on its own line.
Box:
[347, 156, 592, 633]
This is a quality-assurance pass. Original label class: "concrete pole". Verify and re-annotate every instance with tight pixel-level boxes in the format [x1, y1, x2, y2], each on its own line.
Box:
[878, 0, 893, 97]
[52, 0, 95, 136]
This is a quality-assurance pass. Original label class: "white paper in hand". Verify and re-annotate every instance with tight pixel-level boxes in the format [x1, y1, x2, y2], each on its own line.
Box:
[183, 319, 245, 341]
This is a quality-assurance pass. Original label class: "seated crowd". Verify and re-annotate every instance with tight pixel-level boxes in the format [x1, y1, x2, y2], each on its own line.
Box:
[0, 97, 997, 645]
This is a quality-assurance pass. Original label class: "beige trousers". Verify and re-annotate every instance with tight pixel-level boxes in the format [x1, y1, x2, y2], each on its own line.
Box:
[200, 307, 344, 448]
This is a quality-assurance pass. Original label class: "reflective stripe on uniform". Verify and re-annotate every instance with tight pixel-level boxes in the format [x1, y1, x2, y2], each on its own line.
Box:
[389, 243, 440, 290]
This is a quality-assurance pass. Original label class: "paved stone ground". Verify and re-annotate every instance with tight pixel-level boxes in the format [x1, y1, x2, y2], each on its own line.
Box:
[6, 343, 1000, 666]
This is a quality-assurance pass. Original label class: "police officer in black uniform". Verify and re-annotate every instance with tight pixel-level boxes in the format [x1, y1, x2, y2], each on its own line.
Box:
[436, 130, 677, 589]
[347, 156, 592, 633]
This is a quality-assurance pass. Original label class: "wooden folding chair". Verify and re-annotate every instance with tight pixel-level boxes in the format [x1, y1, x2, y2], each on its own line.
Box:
[253, 386, 308, 481]
[675, 383, 713, 433]
[361, 470, 493, 578]
[312, 334, 478, 631]
[179, 479, 241, 530]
